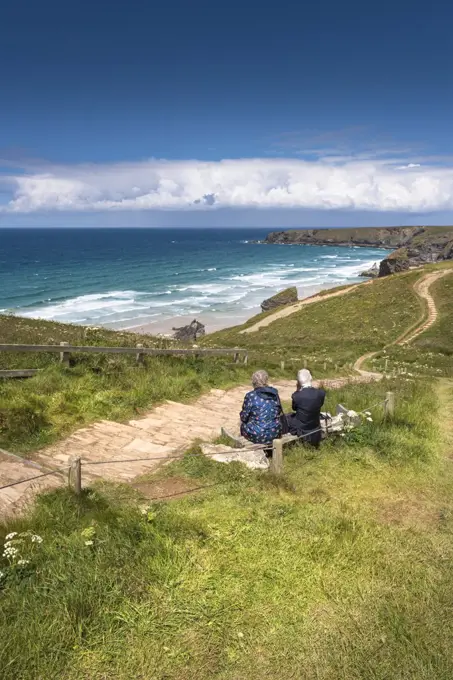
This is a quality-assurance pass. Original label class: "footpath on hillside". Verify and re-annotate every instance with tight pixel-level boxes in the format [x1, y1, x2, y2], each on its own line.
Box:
[1, 269, 451, 517]
[0, 375, 377, 517]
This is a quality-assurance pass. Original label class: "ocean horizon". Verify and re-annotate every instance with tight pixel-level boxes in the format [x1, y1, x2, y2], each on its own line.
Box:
[0, 228, 391, 333]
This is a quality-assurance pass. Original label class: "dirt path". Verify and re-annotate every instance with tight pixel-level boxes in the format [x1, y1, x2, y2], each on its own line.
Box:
[397, 269, 452, 346]
[241, 284, 366, 334]
[354, 269, 452, 376]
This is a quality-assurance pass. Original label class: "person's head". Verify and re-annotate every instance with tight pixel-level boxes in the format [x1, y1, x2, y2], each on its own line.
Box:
[297, 368, 312, 388]
[252, 369, 269, 388]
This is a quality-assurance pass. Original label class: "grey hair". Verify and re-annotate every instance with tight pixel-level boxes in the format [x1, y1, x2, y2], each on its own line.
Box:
[297, 368, 312, 387]
[252, 370, 269, 388]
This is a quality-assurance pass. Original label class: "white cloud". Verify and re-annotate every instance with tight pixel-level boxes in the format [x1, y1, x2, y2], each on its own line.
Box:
[2, 157, 453, 213]
[397, 163, 422, 170]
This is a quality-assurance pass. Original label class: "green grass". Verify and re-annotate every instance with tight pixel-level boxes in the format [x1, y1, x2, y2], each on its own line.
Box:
[0, 314, 179, 370]
[0, 356, 257, 453]
[0, 315, 293, 453]
[203, 270, 424, 367]
[2, 377, 453, 679]
[369, 264, 453, 378]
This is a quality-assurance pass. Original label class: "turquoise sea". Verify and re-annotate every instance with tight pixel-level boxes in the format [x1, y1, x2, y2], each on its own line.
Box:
[0, 228, 391, 332]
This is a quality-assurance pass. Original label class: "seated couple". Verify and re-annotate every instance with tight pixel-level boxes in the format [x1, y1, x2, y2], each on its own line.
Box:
[240, 369, 325, 447]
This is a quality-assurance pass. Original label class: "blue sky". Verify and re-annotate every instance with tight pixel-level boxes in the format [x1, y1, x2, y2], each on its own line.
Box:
[1, 0, 453, 227]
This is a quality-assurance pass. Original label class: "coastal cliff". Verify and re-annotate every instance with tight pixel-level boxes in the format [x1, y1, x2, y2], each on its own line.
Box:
[264, 226, 453, 276]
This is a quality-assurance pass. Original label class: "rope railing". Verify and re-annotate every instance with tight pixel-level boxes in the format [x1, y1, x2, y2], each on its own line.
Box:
[0, 393, 395, 495]
[0, 467, 71, 493]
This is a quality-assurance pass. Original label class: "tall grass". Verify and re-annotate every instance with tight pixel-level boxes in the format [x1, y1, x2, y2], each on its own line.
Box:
[2, 378, 453, 679]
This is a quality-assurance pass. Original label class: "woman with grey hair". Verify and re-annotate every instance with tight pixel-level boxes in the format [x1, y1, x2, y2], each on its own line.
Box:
[287, 369, 326, 447]
[240, 370, 282, 444]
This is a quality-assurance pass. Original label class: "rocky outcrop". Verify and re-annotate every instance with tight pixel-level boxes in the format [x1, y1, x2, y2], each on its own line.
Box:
[172, 319, 205, 341]
[379, 231, 453, 276]
[359, 262, 379, 278]
[264, 227, 425, 248]
[261, 287, 298, 312]
[262, 226, 453, 277]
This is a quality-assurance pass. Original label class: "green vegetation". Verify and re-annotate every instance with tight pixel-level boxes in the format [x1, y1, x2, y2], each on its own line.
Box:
[3, 262, 453, 678]
[0, 316, 258, 452]
[371, 265, 453, 378]
[0, 314, 178, 370]
[204, 270, 424, 366]
[2, 377, 453, 679]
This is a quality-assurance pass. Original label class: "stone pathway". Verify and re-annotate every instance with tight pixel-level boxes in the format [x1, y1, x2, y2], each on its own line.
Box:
[0, 376, 380, 517]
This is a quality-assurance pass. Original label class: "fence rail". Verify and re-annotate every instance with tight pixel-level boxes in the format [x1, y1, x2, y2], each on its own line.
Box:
[0, 343, 248, 365]
[0, 369, 40, 378]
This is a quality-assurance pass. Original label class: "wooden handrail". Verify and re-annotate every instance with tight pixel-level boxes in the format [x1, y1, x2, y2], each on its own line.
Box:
[0, 344, 247, 357]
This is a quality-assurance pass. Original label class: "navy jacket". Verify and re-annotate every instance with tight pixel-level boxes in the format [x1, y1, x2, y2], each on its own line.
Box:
[290, 386, 326, 435]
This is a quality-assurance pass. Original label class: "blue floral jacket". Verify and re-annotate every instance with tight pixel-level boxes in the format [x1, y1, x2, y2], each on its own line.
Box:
[240, 386, 282, 444]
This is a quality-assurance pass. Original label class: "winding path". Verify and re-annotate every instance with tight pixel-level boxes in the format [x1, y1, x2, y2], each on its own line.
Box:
[397, 270, 452, 346]
[354, 268, 453, 376]
[2, 268, 451, 517]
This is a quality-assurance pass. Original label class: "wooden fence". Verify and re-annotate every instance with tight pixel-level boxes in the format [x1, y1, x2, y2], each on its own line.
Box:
[0, 343, 248, 371]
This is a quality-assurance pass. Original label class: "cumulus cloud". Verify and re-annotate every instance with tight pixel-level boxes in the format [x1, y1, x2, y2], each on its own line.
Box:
[2, 157, 453, 213]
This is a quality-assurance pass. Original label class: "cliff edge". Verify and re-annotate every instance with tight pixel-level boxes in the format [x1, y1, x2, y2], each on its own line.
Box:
[263, 226, 453, 276]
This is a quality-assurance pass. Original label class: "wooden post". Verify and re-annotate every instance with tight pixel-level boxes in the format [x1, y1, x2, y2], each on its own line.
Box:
[233, 351, 239, 364]
[59, 341, 70, 367]
[136, 343, 144, 365]
[69, 457, 82, 495]
[384, 358, 389, 373]
[385, 391, 395, 418]
[303, 358, 308, 368]
[335, 363, 338, 373]
[243, 353, 248, 365]
[270, 438, 283, 475]
[323, 361, 327, 371]
[280, 359, 285, 370]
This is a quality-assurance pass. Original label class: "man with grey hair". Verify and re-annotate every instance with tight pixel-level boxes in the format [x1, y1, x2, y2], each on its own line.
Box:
[240, 370, 283, 444]
[286, 368, 326, 447]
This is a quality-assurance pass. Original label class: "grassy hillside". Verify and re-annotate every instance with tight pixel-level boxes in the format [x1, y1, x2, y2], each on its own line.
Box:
[3, 263, 453, 678]
[371, 268, 453, 378]
[2, 377, 453, 679]
[0, 316, 259, 452]
[204, 270, 424, 367]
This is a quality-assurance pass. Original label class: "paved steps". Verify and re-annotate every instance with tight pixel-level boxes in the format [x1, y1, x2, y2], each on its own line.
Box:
[0, 376, 380, 517]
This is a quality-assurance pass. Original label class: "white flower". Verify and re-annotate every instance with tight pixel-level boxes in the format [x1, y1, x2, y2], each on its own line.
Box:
[366, 416, 373, 422]
[0, 570, 5, 579]
[3, 546, 18, 558]
[364, 411, 371, 416]
[31, 535, 43, 544]
[5, 532, 17, 541]
[17, 559, 30, 566]
[84, 540, 94, 547]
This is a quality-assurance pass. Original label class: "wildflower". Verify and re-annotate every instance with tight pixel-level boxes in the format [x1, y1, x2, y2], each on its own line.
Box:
[3, 546, 18, 558]
[366, 416, 373, 422]
[5, 532, 17, 541]
[84, 540, 94, 547]
[31, 534, 43, 544]
[17, 559, 30, 567]
[364, 411, 371, 416]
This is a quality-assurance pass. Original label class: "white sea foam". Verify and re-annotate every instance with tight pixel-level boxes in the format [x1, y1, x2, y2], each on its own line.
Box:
[10, 245, 388, 329]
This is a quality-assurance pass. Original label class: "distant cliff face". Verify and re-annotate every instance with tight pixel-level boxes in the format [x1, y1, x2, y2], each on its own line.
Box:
[263, 227, 453, 277]
[264, 227, 424, 248]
